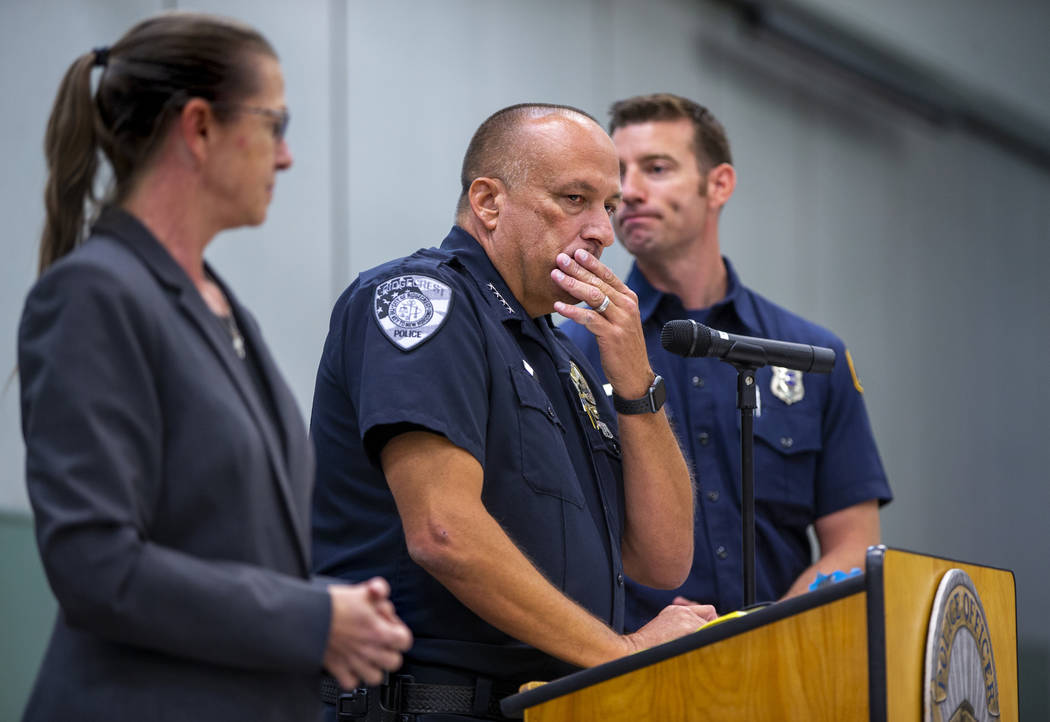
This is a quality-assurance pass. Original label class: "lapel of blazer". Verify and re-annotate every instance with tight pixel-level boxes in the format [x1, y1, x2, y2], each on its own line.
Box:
[93, 209, 311, 573]
[210, 270, 313, 570]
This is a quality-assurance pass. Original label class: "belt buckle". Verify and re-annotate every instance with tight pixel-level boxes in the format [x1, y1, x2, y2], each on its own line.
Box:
[336, 687, 369, 720]
[383, 673, 412, 712]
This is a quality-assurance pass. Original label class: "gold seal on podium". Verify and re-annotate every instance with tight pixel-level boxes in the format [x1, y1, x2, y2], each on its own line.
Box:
[923, 568, 1000, 722]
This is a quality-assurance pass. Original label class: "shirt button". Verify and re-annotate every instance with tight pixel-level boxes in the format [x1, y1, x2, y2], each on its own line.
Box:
[547, 406, 555, 418]
[616, 573, 624, 586]
[716, 546, 729, 560]
[698, 432, 710, 446]
[706, 490, 719, 502]
[780, 437, 794, 448]
[691, 376, 705, 388]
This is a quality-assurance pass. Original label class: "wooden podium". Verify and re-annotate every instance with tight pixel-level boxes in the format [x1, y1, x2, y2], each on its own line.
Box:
[501, 547, 1017, 721]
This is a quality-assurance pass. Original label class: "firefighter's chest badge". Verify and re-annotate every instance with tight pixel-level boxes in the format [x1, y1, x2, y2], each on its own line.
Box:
[770, 366, 805, 405]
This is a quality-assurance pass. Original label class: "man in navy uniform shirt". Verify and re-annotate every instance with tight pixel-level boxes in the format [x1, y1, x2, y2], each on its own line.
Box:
[562, 93, 892, 629]
[310, 103, 716, 720]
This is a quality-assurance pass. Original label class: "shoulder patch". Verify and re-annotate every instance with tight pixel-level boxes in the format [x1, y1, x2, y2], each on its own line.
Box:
[845, 348, 865, 394]
[373, 274, 453, 351]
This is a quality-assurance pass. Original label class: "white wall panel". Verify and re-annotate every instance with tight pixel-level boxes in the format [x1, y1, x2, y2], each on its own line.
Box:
[0, 0, 163, 510]
[179, 0, 334, 417]
[342, 0, 617, 278]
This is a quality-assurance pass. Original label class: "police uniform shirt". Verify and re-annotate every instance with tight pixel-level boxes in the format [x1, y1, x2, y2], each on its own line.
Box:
[310, 226, 626, 685]
[562, 258, 892, 628]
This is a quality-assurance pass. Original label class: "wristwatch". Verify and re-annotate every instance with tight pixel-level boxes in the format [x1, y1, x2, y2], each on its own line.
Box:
[612, 375, 666, 415]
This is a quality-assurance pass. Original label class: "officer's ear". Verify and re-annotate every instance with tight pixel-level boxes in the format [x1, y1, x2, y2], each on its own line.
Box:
[705, 163, 736, 210]
[469, 177, 504, 230]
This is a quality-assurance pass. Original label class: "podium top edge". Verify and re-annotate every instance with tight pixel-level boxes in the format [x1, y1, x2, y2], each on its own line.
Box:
[500, 574, 866, 717]
[872, 546, 1017, 578]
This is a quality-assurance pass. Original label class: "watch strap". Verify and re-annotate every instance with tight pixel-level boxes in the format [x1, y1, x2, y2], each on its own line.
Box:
[612, 375, 666, 414]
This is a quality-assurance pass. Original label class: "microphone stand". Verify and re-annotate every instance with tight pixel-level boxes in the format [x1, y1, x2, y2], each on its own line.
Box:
[659, 319, 836, 610]
[734, 362, 760, 608]
[724, 341, 766, 609]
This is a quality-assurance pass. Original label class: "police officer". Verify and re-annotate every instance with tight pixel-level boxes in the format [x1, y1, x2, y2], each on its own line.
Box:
[562, 93, 893, 628]
[311, 103, 716, 721]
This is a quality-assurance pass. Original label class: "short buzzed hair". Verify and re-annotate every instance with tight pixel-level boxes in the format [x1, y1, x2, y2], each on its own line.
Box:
[456, 102, 600, 216]
[609, 93, 732, 174]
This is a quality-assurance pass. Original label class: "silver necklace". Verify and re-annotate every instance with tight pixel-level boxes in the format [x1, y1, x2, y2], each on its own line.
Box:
[203, 275, 246, 360]
[219, 313, 246, 359]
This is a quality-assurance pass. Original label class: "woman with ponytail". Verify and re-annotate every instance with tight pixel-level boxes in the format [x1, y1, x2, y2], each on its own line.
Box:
[18, 13, 410, 721]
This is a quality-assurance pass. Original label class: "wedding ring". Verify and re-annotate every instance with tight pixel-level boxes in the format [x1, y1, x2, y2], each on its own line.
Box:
[594, 295, 611, 313]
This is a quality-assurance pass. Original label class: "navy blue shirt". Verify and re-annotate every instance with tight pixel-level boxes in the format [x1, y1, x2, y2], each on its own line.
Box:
[562, 259, 891, 628]
[310, 226, 626, 685]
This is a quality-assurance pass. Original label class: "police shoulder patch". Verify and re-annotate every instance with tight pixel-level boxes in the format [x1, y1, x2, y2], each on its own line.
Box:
[373, 274, 453, 351]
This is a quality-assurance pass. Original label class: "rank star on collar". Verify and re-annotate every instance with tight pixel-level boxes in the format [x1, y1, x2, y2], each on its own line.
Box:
[486, 283, 515, 314]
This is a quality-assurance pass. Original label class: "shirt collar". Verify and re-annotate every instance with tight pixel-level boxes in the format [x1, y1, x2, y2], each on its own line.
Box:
[91, 206, 200, 296]
[628, 256, 761, 334]
[440, 225, 526, 322]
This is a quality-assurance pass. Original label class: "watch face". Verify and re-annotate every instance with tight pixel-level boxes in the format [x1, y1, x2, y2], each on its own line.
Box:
[651, 375, 666, 411]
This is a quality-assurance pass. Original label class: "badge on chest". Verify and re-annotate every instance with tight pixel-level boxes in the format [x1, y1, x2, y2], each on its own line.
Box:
[770, 365, 804, 405]
[569, 361, 615, 439]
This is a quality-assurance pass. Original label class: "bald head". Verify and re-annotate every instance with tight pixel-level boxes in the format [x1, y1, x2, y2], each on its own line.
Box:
[456, 103, 602, 219]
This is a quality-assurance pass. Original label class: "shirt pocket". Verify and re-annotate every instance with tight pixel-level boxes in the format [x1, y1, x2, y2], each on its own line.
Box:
[751, 406, 822, 524]
[508, 365, 585, 507]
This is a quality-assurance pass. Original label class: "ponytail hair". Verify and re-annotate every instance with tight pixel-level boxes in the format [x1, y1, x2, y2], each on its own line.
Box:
[39, 52, 103, 274]
[37, 12, 275, 274]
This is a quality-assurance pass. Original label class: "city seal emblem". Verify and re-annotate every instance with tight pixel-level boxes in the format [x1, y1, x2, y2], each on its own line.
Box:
[923, 568, 1000, 722]
[770, 366, 804, 405]
[373, 274, 452, 351]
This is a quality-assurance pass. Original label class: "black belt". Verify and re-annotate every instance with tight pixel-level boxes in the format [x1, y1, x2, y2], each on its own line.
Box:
[321, 673, 517, 720]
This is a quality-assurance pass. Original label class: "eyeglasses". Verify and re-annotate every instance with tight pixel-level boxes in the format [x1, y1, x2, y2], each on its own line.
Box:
[214, 103, 290, 141]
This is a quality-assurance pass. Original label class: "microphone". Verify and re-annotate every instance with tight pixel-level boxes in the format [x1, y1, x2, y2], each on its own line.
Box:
[660, 320, 835, 373]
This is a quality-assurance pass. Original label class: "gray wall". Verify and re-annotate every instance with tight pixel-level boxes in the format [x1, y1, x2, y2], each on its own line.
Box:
[1, 0, 1047, 717]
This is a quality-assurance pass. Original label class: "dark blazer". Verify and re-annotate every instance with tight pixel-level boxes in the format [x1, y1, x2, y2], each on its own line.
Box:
[18, 209, 329, 721]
